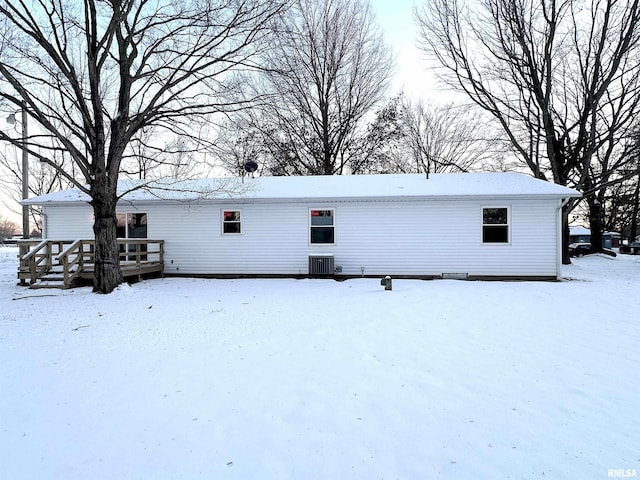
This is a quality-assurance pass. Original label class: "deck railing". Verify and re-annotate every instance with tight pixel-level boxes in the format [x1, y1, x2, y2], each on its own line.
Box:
[18, 239, 164, 288]
[56, 239, 92, 287]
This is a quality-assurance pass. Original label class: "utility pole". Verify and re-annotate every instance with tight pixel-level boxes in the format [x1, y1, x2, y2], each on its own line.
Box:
[20, 108, 28, 239]
[6, 109, 29, 239]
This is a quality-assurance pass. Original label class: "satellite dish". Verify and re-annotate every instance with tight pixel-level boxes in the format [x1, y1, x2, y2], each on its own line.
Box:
[244, 161, 258, 173]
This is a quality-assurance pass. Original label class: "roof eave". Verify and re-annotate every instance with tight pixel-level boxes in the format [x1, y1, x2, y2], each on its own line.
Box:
[22, 191, 582, 207]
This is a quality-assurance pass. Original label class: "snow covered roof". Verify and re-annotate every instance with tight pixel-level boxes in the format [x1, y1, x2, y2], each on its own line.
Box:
[569, 226, 591, 236]
[569, 227, 620, 237]
[23, 172, 581, 206]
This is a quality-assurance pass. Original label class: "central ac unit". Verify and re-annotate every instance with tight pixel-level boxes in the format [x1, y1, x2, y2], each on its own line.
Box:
[309, 255, 335, 276]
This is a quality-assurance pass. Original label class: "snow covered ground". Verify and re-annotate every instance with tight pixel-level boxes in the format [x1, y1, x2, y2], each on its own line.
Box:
[0, 245, 638, 479]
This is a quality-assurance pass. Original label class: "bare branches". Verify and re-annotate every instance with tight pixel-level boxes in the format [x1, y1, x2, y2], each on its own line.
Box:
[248, 0, 393, 175]
[0, 0, 289, 292]
[358, 93, 502, 175]
[416, 0, 640, 188]
[0, 214, 20, 240]
[0, 0, 288, 187]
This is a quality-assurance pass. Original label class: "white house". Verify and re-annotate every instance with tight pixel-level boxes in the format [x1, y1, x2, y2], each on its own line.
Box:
[24, 172, 581, 280]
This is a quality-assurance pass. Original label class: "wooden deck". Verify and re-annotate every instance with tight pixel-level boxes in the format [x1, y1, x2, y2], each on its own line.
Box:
[18, 239, 164, 289]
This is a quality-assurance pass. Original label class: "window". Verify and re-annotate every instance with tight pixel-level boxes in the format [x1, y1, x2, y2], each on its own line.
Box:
[116, 212, 147, 238]
[482, 207, 509, 243]
[310, 209, 334, 244]
[223, 210, 241, 234]
[116, 212, 148, 261]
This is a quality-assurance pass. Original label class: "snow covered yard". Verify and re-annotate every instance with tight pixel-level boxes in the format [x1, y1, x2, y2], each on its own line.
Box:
[0, 246, 638, 479]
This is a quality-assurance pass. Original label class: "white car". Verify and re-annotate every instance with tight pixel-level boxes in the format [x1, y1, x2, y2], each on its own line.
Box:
[568, 242, 591, 257]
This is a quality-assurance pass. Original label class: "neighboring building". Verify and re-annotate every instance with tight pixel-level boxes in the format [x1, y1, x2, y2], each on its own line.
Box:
[568, 226, 591, 244]
[569, 227, 621, 249]
[24, 172, 581, 280]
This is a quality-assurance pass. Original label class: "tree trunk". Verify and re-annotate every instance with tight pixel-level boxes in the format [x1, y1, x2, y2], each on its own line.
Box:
[587, 197, 605, 253]
[91, 187, 123, 293]
[630, 176, 640, 242]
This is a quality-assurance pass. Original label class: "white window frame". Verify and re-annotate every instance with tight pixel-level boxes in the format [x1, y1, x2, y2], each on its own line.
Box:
[222, 209, 242, 235]
[309, 208, 335, 245]
[481, 206, 510, 245]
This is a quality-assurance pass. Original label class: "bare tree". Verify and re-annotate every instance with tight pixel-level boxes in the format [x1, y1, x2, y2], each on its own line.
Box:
[120, 126, 216, 180]
[402, 99, 501, 176]
[0, 0, 287, 292]
[1, 141, 76, 234]
[254, 0, 393, 175]
[215, 117, 269, 177]
[580, 91, 640, 250]
[356, 94, 408, 174]
[0, 214, 19, 240]
[359, 93, 501, 175]
[601, 128, 640, 242]
[416, 0, 640, 261]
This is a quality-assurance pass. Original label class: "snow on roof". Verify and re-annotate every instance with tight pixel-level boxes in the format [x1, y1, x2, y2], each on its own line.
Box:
[569, 227, 620, 237]
[570, 226, 591, 236]
[24, 172, 581, 206]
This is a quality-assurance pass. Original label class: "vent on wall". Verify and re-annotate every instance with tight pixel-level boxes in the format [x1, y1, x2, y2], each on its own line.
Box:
[442, 272, 469, 280]
[309, 255, 335, 276]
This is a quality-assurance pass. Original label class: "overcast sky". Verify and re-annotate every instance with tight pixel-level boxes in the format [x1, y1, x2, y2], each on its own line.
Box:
[371, 0, 440, 100]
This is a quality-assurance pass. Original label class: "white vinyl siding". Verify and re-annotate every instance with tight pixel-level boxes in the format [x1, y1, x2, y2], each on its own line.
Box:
[43, 204, 94, 239]
[41, 197, 561, 278]
[144, 199, 560, 277]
